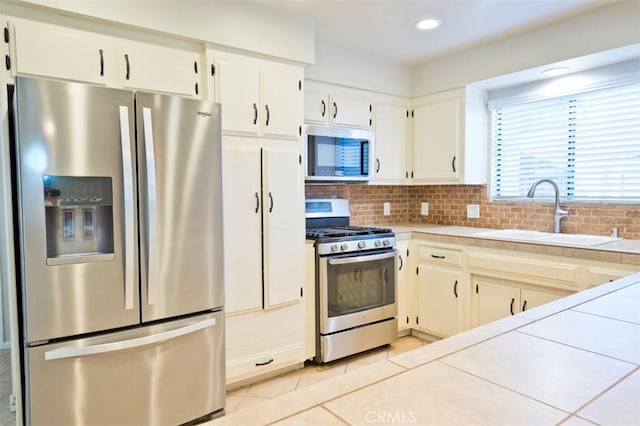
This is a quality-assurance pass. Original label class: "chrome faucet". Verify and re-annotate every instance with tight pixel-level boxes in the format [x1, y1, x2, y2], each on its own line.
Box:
[526, 179, 569, 233]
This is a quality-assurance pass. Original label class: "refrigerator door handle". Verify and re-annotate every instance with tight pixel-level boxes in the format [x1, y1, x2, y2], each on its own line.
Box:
[44, 318, 216, 361]
[119, 106, 135, 311]
[142, 107, 159, 306]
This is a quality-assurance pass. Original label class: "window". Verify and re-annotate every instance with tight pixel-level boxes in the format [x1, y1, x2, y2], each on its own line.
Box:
[491, 81, 640, 202]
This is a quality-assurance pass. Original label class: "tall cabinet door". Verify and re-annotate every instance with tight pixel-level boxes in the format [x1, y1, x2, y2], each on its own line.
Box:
[222, 145, 263, 314]
[262, 147, 304, 308]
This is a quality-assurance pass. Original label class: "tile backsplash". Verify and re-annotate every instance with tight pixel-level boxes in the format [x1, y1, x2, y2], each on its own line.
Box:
[305, 184, 640, 240]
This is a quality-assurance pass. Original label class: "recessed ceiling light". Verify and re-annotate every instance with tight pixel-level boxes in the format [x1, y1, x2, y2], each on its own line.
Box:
[542, 67, 571, 77]
[415, 18, 441, 31]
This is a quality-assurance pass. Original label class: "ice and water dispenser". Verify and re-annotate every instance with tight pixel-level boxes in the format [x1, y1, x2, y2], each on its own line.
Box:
[43, 175, 114, 265]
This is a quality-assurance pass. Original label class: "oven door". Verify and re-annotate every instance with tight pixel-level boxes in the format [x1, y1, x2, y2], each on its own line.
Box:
[318, 250, 397, 335]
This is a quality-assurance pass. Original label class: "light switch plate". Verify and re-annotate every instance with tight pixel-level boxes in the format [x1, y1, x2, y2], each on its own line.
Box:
[467, 204, 480, 219]
[421, 202, 429, 216]
[383, 202, 391, 216]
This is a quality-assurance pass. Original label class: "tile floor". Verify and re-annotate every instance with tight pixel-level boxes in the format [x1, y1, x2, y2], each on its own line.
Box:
[225, 335, 427, 415]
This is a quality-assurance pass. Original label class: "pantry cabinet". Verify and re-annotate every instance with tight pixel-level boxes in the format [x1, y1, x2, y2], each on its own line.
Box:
[213, 51, 303, 139]
[304, 91, 372, 129]
[411, 87, 487, 184]
[374, 103, 410, 183]
[222, 144, 304, 314]
[8, 19, 201, 97]
[415, 245, 468, 338]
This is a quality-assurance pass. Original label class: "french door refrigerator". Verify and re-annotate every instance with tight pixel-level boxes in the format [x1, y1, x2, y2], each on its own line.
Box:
[11, 76, 225, 425]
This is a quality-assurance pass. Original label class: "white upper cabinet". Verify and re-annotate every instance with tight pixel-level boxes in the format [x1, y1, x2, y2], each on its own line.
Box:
[9, 19, 116, 86]
[304, 91, 372, 129]
[8, 19, 202, 97]
[212, 51, 303, 140]
[411, 87, 488, 184]
[117, 40, 201, 97]
[374, 103, 410, 183]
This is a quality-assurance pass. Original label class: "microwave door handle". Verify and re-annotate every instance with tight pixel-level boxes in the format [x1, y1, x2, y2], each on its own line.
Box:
[142, 107, 159, 306]
[328, 251, 395, 265]
[44, 318, 216, 361]
[118, 106, 135, 311]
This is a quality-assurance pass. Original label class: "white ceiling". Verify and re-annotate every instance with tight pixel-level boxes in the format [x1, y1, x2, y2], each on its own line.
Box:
[249, 0, 607, 65]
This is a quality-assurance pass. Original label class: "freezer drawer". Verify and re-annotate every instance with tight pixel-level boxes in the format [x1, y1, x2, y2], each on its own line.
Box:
[25, 311, 225, 426]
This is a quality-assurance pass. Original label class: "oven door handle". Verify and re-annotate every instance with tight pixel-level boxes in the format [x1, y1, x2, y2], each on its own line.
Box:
[328, 251, 395, 265]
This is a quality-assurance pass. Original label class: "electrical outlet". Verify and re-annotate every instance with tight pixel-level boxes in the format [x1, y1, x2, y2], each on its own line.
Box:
[383, 202, 391, 216]
[467, 204, 480, 219]
[421, 202, 429, 216]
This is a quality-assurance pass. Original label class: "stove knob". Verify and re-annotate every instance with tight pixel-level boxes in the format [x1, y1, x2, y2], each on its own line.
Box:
[340, 243, 348, 251]
[331, 244, 339, 252]
[374, 240, 382, 247]
[357, 241, 366, 249]
[383, 239, 390, 247]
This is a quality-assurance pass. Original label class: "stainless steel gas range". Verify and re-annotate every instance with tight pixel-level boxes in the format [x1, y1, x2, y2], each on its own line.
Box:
[306, 199, 397, 363]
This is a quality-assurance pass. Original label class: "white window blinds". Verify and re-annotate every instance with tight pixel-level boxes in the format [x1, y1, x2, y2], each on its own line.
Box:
[491, 81, 640, 202]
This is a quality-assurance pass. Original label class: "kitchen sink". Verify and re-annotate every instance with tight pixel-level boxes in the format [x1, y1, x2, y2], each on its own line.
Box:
[475, 229, 621, 247]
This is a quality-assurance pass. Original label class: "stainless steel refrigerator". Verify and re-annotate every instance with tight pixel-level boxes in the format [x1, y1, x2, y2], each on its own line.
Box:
[11, 76, 225, 425]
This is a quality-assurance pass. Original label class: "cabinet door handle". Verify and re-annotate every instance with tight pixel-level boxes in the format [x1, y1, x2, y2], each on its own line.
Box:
[124, 53, 130, 80]
[522, 300, 527, 312]
[451, 156, 456, 173]
[321, 99, 326, 117]
[253, 103, 258, 125]
[430, 254, 445, 259]
[376, 158, 381, 173]
[99, 49, 104, 76]
[255, 358, 274, 367]
[398, 254, 403, 271]
[333, 102, 338, 119]
[265, 104, 270, 126]
[268, 192, 274, 212]
[510, 298, 515, 315]
[453, 280, 458, 298]
[254, 192, 260, 213]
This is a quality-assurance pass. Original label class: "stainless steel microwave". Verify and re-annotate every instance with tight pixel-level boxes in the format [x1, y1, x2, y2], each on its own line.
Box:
[305, 125, 373, 182]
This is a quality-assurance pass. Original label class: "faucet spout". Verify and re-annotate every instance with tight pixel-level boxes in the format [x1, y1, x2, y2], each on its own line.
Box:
[526, 179, 569, 233]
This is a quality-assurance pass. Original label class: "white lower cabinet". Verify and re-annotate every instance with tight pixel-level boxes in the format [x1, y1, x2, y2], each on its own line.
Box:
[472, 278, 569, 327]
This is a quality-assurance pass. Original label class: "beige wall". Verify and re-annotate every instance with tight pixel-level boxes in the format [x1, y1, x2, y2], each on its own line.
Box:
[306, 184, 640, 240]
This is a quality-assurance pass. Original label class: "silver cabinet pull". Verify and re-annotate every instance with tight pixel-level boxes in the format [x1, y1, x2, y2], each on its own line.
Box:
[45, 319, 216, 361]
[142, 107, 159, 306]
[118, 106, 135, 311]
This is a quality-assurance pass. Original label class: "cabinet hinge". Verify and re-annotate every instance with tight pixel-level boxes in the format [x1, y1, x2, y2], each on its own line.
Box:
[300, 287, 303, 297]
[194, 61, 198, 74]
[211, 64, 215, 76]
[3, 27, 9, 43]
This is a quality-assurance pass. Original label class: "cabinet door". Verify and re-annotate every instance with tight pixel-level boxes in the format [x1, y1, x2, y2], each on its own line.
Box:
[417, 264, 463, 337]
[304, 90, 329, 124]
[262, 147, 304, 308]
[473, 280, 520, 327]
[396, 241, 411, 331]
[412, 96, 461, 182]
[520, 288, 562, 313]
[118, 40, 200, 97]
[375, 103, 409, 183]
[330, 95, 372, 128]
[222, 145, 263, 314]
[261, 62, 303, 140]
[216, 56, 261, 136]
[10, 19, 115, 85]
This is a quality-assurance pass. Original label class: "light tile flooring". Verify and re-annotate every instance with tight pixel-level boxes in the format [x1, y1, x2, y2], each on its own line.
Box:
[225, 335, 427, 416]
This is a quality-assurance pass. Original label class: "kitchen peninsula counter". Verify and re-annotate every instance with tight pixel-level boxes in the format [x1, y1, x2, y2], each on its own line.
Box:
[211, 273, 640, 425]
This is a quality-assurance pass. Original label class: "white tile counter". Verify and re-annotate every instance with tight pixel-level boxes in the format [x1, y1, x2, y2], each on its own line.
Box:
[212, 273, 640, 425]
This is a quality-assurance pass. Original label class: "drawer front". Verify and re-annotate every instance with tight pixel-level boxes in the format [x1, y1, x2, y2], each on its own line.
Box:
[226, 340, 303, 384]
[418, 245, 462, 267]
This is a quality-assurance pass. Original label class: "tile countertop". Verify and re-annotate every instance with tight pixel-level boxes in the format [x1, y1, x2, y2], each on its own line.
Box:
[386, 224, 640, 265]
[212, 273, 640, 425]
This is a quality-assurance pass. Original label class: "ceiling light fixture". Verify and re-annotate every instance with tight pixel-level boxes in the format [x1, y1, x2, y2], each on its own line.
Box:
[542, 67, 571, 77]
[415, 18, 441, 31]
